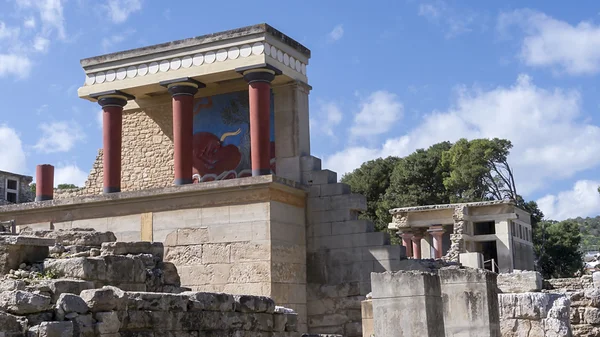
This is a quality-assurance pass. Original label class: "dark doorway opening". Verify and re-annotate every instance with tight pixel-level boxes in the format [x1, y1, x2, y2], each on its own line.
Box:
[479, 240, 498, 272]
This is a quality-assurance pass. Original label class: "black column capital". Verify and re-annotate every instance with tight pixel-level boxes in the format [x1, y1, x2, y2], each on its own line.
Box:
[236, 64, 282, 84]
[160, 77, 205, 97]
[90, 90, 135, 108]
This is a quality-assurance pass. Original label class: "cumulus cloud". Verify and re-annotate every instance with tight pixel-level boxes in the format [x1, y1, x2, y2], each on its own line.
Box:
[350, 91, 403, 138]
[325, 74, 600, 197]
[23, 17, 35, 29]
[328, 24, 344, 41]
[537, 180, 600, 221]
[0, 125, 27, 173]
[105, 0, 142, 24]
[499, 9, 600, 75]
[34, 121, 85, 153]
[33, 36, 49, 52]
[17, 0, 66, 40]
[0, 54, 32, 79]
[418, 1, 478, 38]
[310, 101, 343, 138]
[54, 164, 88, 187]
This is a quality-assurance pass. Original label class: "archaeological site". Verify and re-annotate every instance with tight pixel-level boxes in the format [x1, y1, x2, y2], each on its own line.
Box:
[0, 23, 598, 337]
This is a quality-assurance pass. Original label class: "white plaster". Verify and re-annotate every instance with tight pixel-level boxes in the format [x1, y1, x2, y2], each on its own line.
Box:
[137, 63, 148, 76]
[240, 44, 252, 58]
[277, 50, 283, 62]
[148, 62, 159, 74]
[159, 60, 170, 72]
[96, 71, 106, 83]
[228, 47, 240, 60]
[106, 69, 116, 82]
[170, 58, 181, 70]
[216, 49, 228, 62]
[270, 45, 277, 57]
[283, 53, 290, 66]
[252, 42, 264, 55]
[264, 43, 271, 56]
[204, 51, 216, 64]
[290, 56, 296, 70]
[85, 74, 95, 85]
[116, 67, 127, 79]
[126, 66, 137, 78]
[192, 54, 204, 66]
[181, 55, 193, 68]
[295, 60, 301, 71]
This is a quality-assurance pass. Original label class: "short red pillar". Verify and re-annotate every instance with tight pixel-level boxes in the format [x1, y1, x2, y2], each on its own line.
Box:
[90, 90, 134, 193]
[160, 78, 203, 185]
[412, 233, 423, 259]
[35, 164, 54, 201]
[401, 232, 413, 258]
[242, 68, 277, 176]
[428, 226, 445, 259]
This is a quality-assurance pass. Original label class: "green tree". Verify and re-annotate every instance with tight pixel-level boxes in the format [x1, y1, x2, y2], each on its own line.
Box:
[57, 184, 78, 189]
[30, 183, 36, 195]
[340, 156, 399, 231]
[534, 220, 583, 278]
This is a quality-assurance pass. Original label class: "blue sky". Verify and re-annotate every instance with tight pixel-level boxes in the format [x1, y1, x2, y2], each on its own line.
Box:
[0, 0, 599, 221]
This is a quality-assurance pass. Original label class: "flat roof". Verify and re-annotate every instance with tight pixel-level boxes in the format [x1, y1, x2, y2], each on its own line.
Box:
[389, 199, 516, 215]
[80, 23, 311, 67]
[0, 170, 32, 180]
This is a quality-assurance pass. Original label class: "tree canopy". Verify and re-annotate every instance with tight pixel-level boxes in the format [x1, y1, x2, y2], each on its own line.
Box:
[534, 220, 583, 278]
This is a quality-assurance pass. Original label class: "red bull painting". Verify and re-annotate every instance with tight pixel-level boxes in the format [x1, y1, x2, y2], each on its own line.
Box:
[191, 90, 275, 182]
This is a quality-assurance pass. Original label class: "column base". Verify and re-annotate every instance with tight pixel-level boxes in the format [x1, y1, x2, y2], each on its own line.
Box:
[252, 169, 272, 176]
[174, 178, 193, 185]
[35, 195, 53, 202]
[103, 187, 121, 194]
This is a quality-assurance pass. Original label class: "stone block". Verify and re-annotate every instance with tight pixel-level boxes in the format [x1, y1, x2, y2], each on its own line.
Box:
[103, 255, 146, 283]
[363, 245, 405, 261]
[21, 228, 116, 247]
[371, 271, 444, 337]
[331, 219, 374, 235]
[271, 283, 307, 304]
[270, 201, 306, 226]
[302, 170, 337, 185]
[0, 279, 26, 292]
[44, 257, 107, 281]
[47, 279, 96, 303]
[459, 252, 484, 269]
[272, 262, 306, 284]
[271, 242, 306, 264]
[229, 203, 269, 223]
[0, 312, 25, 333]
[438, 267, 500, 336]
[361, 299, 374, 337]
[100, 241, 164, 259]
[329, 194, 367, 212]
[175, 227, 209, 246]
[164, 244, 203, 265]
[201, 206, 230, 225]
[277, 156, 302, 182]
[79, 286, 125, 312]
[593, 271, 600, 289]
[234, 295, 275, 313]
[497, 271, 543, 293]
[320, 183, 351, 197]
[125, 292, 188, 311]
[183, 291, 235, 311]
[309, 209, 358, 225]
[55, 293, 89, 319]
[209, 224, 254, 243]
[178, 264, 231, 286]
[228, 262, 271, 283]
[0, 290, 52, 315]
[300, 155, 322, 172]
[271, 221, 306, 245]
[38, 321, 73, 337]
[230, 241, 270, 263]
[94, 311, 120, 334]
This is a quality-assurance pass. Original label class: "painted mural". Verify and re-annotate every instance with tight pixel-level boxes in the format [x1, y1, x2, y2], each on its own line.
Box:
[191, 90, 275, 182]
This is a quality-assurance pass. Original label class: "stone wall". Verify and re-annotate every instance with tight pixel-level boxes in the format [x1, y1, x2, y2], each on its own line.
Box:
[0, 171, 33, 204]
[498, 292, 571, 337]
[55, 109, 174, 199]
[545, 276, 594, 292]
[304, 155, 406, 337]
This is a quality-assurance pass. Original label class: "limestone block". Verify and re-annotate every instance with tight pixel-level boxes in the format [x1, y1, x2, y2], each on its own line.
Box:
[230, 242, 270, 263]
[331, 219, 374, 235]
[271, 283, 307, 304]
[271, 242, 306, 264]
[100, 241, 164, 259]
[497, 271, 543, 293]
[209, 224, 255, 243]
[173, 227, 209, 246]
[125, 292, 188, 311]
[320, 183, 351, 197]
[300, 155, 322, 172]
[201, 206, 230, 225]
[302, 170, 337, 185]
[71, 313, 93, 337]
[459, 252, 484, 269]
[229, 262, 271, 283]
[79, 286, 125, 312]
[178, 264, 231, 286]
[55, 293, 89, 319]
[270, 202, 306, 226]
[584, 307, 600, 324]
[361, 299, 374, 337]
[94, 311, 120, 334]
[234, 295, 276, 313]
[309, 209, 358, 225]
[329, 194, 367, 212]
[183, 292, 235, 311]
[20, 228, 116, 246]
[38, 321, 73, 337]
[271, 221, 306, 245]
[272, 263, 306, 284]
[26, 312, 54, 327]
[0, 312, 25, 333]
[43, 257, 107, 281]
[160, 261, 181, 286]
[0, 290, 52, 315]
[103, 255, 146, 283]
[309, 185, 321, 197]
[0, 279, 26, 292]
[593, 271, 600, 289]
[164, 244, 203, 265]
[364, 245, 404, 261]
[230, 203, 270, 223]
[277, 156, 302, 182]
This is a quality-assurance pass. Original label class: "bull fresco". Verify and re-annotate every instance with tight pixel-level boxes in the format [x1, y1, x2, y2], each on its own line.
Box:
[192, 90, 275, 182]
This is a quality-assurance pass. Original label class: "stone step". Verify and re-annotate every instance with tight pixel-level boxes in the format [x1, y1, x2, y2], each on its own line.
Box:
[302, 170, 337, 185]
[300, 156, 322, 172]
[309, 231, 390, 251]
[331, 220, 375, 235]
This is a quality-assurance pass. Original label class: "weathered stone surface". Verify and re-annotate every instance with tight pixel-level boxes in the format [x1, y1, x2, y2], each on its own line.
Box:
[0, 279, 26, 291]
[103, 255, 146, 283]
[160, 261, 180, 286]
[79, 286, 125, 312]
[126, 292, 188, 311]
[0, 311, 26, 333]
[0, 290, 52, 314]
[43, 257, 106, 281]
[94, 311, 121, 334]
[55, 293, 89, 318]
[184, 292, 234, 312]
[45, 279, 96, 303]
[234, 295, 276, 313]
[100, 241, 164, 259]
[499, 292, 572, 337]
[38, 321, 74, 337]
[497, 271, 543, 293]
[20, 228, 116, 247]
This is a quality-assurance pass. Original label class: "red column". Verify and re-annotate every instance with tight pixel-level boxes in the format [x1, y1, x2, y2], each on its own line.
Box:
[428, 226, 445, 259]
[412, 233, 423, 259]
[35, 164, 54, 201]
[242, 69, 277, 176]
[401, 232, 413, 258]
[91, 90, 134, 193]
[160, 78, 203, 185]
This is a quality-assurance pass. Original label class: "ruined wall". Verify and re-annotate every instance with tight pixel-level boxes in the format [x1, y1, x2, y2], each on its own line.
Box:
[0, 172, 33, 204]
[55, 109, 174, 199]
[498, 292, 571, 337]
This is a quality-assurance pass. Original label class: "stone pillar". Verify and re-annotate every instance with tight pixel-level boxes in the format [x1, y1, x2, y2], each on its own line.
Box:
[35, 164, 54, 201]
[160, 78, 204, 185]
[401, 232, 414, 258]
[428, 225, 445, 259]
[91, 90, 134, 193]
[371, 271, 445, 337]
[242, 68, 278, 176]
[412, 232, 423, 259]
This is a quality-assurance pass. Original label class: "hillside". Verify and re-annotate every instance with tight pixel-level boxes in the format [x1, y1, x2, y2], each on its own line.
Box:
[572, 216, 600, 251]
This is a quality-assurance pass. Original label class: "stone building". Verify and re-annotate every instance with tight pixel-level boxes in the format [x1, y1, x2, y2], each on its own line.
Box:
[0, 23, 405, 336]
[0, 170, 33, 206]
[389, 200, 535, 273]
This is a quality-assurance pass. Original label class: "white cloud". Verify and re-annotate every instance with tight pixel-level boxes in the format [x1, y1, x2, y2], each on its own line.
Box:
[0, 54, 32, 79]
[311, 101, 343, 138]
[17, 0, 66, 39]
[23, 17, 36, 29]
[418, 1, 478, 38]
[34, 121, 85, 153]
[0, 124, 27, 173]
[537, 180, 600, 221]
[0, 21, 20, 40]
[97, 110, 103, 129]
[498, 9, 600, 75]
[54, 165, 88, 187]
[325, 74, 600, 198]
[100, 29, 135, 52]
[328, 24, 344, 41]
[105, 0, 142, 24]
[33, 36, 49, 52]
[350, 91, 403, 137]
